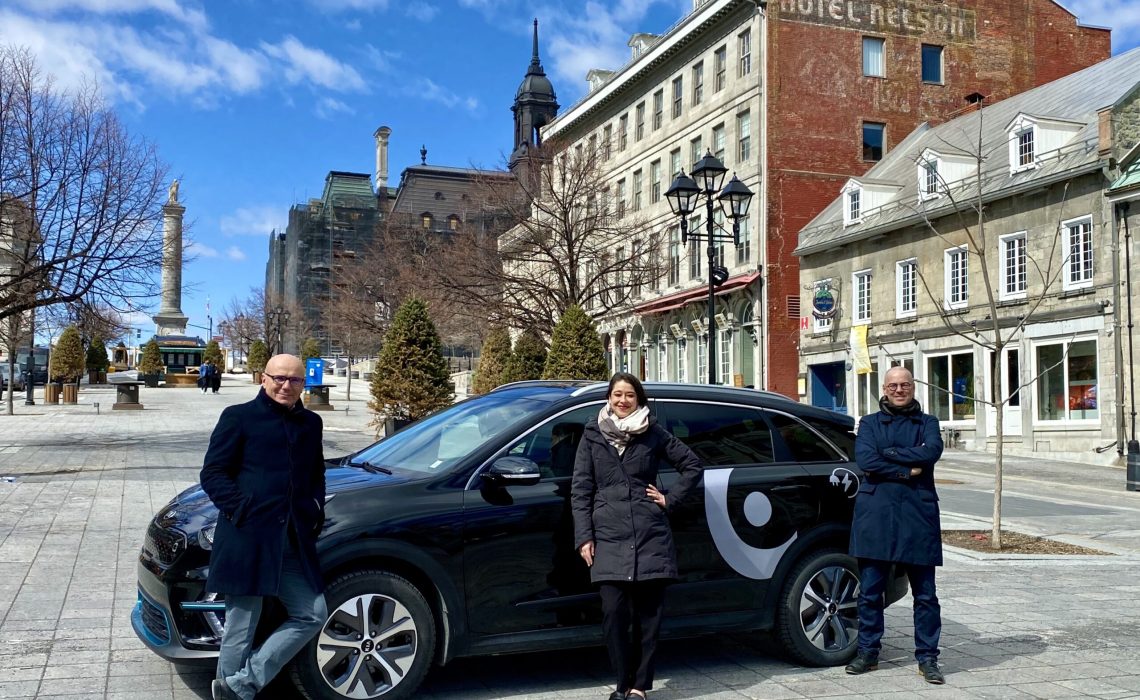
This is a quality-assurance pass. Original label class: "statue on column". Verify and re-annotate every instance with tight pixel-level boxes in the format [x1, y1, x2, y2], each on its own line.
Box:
[167, 179, 180, 204]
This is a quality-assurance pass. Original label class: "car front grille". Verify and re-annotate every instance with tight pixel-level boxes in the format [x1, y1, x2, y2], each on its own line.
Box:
[144, 522, 187, 567]
[138, 593, 171, 645]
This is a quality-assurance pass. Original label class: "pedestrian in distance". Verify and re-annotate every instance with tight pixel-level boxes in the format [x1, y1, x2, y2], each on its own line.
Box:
[571, 372, 703, 700]
[846, 365, 946, 685]
[198, 360, 211, 393]
[199, 354, 328, 700]
[210, 361, 222, 394]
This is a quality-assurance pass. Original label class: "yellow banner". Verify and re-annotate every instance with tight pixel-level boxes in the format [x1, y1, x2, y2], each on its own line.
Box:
[851, 326, 872, 375]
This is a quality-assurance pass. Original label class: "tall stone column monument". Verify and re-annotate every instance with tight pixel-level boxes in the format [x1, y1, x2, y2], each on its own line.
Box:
[153, 179, 189, 336]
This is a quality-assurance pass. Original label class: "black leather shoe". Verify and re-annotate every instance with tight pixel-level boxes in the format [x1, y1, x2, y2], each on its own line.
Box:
[212, 678, 240, 700]
[845, 652, 879, 674]
[608, 693, 626, 700]
[919, 659, 945, 684]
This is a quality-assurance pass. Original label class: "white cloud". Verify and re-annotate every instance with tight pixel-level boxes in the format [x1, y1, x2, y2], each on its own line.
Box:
[225, 246, 247, 261]
[1066, 0, 1140, 52]
[406, 1, 439, 22]
[260, 35, 367, 92]
[10, 0, 208, 32]
[409, 78, 479, 113]
[186, 240, 220, 258]
[307, 0, 390, 11]
[315, 96, 355, 119]
[219, 205, 287, 237]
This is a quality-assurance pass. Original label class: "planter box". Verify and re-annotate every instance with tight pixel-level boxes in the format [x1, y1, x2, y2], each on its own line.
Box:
[141, 373, 160, 388]
[44, 383, 61, 404]
[62, 383, 78, 404]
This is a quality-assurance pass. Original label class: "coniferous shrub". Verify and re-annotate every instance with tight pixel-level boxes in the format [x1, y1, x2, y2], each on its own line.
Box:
[247, 340, 269, 373]
[501, 329, 547, 384]
[542, 305, 608, 381]
[301, 337, 321, 362]
[85, 337, 109, 372]
[203, 339, 223, 366]
[471, 326, 511, 394]
[138, 339, 163, 375]
[51, 325, 86, 382]
[369, 297, 453, 426]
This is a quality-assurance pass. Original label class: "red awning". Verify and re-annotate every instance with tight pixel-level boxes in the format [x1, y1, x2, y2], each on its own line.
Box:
[634, 271, 760, 315]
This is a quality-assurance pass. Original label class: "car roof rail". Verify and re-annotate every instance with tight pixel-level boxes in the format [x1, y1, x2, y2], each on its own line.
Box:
[488, 379, 596, 394]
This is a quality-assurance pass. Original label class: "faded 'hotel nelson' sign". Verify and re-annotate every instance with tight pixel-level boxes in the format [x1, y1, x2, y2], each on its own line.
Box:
[776, 0, 977, 43]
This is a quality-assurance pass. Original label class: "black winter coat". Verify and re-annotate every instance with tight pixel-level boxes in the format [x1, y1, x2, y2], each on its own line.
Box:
[849, 407, 944, 566]
[571, 418, 702, 583]
[200, 389, 326, 596]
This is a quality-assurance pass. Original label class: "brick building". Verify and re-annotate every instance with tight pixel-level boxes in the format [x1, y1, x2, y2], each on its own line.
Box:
[533, 0, 1109, 393]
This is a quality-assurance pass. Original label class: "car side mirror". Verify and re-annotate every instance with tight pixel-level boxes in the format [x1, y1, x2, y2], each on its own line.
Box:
[483, 456, 542, 487]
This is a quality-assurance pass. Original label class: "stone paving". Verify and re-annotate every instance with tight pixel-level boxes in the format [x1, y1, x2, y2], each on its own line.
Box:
[0, 375, 1138, 699]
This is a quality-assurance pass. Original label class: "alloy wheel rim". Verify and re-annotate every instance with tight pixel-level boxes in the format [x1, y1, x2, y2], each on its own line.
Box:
[798, 564, 859, 652]
[316, 593, 419, 698]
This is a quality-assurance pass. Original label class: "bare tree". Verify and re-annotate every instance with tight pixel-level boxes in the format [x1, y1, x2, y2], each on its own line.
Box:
[0, 46, 168, 328]
[431, 143, 665, 336]
[219, 287, 310, 359]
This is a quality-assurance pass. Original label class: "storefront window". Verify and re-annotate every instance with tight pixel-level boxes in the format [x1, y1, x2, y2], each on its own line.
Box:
[1036, 339, 1098, 421]
[856, 365, 880, 417]
[927, 352, 974, 421]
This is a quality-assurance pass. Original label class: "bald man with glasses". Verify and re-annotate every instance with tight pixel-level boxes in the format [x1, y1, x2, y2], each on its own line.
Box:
[846, 366, 946, 685]
[200, 354, 328, 700]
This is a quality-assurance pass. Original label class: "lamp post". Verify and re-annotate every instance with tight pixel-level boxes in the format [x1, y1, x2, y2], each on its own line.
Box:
[268, 306, 290, 355]
[665, 151, 754, 384]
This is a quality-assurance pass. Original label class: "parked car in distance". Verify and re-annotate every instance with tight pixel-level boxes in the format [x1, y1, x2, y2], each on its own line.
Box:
[0, 364, 26, 391]
[133, 381, 909, 700]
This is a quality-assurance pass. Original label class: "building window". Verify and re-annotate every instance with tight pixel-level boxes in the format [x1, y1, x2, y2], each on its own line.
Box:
[713, 211, 726, 267]
[719, 328, 732, 384]
[921, 44, 943, 83]
[677, 338, 688, 383]
[668, 225, 681, 285]
[714, 45, 727, 91]
[658, 341, 669, 381]
[737, 111, 751, 162]
[1063, 216, 1094, 290]
[670, 148, 681, 178]
[927, 351, 975, 422]
[1035, 338, 1098, 422]
[1000, 232, 1027, 299]
[635, 102, 645, 141]
[862, 122, 885, 161]
[421, 212, 433, 229]
[856, 363, 880, 417]
[738, 29, 752, 76]
[712, 123, 726, 162]
[896, 258, 917, 318]
[690, 137, 702, 169]
[1017, 128, 1034, 168]
[447, 215, 460, 231]
[616, 179, 626, 217]
[735, 214, 751, 264]
[692, 62, 704, 105]
[632, 169, 643, 212]
[672, 76, 683, 118]
[688, 229, 701, 280]
[618, 114, 628, 151]
[650, 160, 661, 203]
[696, 334, 707, 381]
[813, 279, 832, 334]
[945, 246, 968, 309]
[853, 269, 871, 324]
[847, 188, 861, 224]
[862, 36, 885, 77]
[602, 125, 612, 160]
[653, 90, 663, 130]
[920, 155, 940, 198]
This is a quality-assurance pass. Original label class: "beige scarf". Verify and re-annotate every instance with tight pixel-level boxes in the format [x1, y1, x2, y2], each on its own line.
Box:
[597, 404, 650, 455]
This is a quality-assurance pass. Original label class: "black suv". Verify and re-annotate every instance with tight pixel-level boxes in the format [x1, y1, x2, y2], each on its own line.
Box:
[133, 381, 907, 699]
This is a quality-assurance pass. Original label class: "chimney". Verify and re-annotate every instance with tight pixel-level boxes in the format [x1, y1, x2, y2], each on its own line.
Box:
[1097, 107, 1113, 160]
[373, 126, 391, 192]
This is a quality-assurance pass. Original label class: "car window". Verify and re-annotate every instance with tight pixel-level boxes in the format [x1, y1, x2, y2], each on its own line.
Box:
[766, 411, 844, 463]
[802, 417, 856, 460]
[505, 404, 598, 479]
[659, 401, 774, 466]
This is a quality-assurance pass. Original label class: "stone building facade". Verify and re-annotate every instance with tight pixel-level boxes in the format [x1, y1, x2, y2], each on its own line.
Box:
[532, 0, 1109, 393]
[795, 49, 1140, 463]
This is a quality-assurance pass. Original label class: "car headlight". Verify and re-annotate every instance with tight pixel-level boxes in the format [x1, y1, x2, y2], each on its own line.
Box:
[198, 523, 216, 550]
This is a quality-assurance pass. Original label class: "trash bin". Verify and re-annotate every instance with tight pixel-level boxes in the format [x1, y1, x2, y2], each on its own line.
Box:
[305, 358, 325, 388]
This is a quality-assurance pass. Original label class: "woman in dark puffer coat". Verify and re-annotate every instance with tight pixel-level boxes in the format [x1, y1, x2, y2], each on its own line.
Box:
[571, 372, 702, 700]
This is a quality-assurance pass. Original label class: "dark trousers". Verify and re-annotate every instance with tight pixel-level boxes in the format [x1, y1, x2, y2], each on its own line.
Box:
[598, 581, 666, 693]
[857, 558, 940, 662]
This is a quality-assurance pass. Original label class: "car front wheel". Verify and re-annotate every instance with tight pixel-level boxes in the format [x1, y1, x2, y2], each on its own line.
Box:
[774, 549, 860, 666]
[293, 570, 436, 700]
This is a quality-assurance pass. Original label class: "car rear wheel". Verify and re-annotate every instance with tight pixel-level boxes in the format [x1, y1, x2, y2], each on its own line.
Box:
[774, 549, 860, 666]
[293, 570, 436, 700]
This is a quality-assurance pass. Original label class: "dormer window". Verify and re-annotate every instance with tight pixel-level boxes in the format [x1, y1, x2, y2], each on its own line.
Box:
[1016, 128, 1034, 167]
[918, 151, 942, 200]
[1008, 115, 1038, 174]
[842, 181, 863, 226]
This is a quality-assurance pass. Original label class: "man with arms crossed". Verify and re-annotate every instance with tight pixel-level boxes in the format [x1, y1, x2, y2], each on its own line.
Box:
[200, 354, 328, 699]
[846, 366, 945, 685]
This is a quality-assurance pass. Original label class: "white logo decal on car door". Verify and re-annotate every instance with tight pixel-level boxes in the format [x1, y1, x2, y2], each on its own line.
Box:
[703, 468, 796, 580]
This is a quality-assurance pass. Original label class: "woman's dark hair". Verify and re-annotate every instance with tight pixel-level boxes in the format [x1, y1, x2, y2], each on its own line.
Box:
[608, 372, 648, 407]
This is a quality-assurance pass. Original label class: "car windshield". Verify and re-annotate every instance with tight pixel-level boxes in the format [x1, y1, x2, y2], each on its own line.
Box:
[348, 392, 555, 475]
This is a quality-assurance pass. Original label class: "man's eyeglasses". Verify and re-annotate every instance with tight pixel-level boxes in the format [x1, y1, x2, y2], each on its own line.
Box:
[884, 382, 914, 392]
[267, 375, 304, 387]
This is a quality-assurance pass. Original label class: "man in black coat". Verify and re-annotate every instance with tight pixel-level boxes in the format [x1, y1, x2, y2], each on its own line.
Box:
[846, 366, 945, 684]
[200, 354, 328, 700]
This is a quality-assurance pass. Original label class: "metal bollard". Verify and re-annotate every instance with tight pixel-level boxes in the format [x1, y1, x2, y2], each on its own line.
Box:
[93, 402, 100, 415]
[1128, 441, 1139, 492]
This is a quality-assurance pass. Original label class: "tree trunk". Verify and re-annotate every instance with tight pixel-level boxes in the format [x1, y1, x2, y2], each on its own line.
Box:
[346, 355, 353, 402]
[992, 399, 1004, 549]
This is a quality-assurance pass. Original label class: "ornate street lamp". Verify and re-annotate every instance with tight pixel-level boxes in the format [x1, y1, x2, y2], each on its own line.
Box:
[665, 151, 754, 384]
[268, 306, 290, 354]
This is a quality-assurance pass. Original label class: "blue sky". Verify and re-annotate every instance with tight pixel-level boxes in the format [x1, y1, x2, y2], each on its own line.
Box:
[1, 0, 1138, 342]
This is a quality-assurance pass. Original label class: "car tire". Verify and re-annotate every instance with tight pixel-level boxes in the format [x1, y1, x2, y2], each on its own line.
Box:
[774, 549, 860, 667]
[293, 570, 436, 700]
